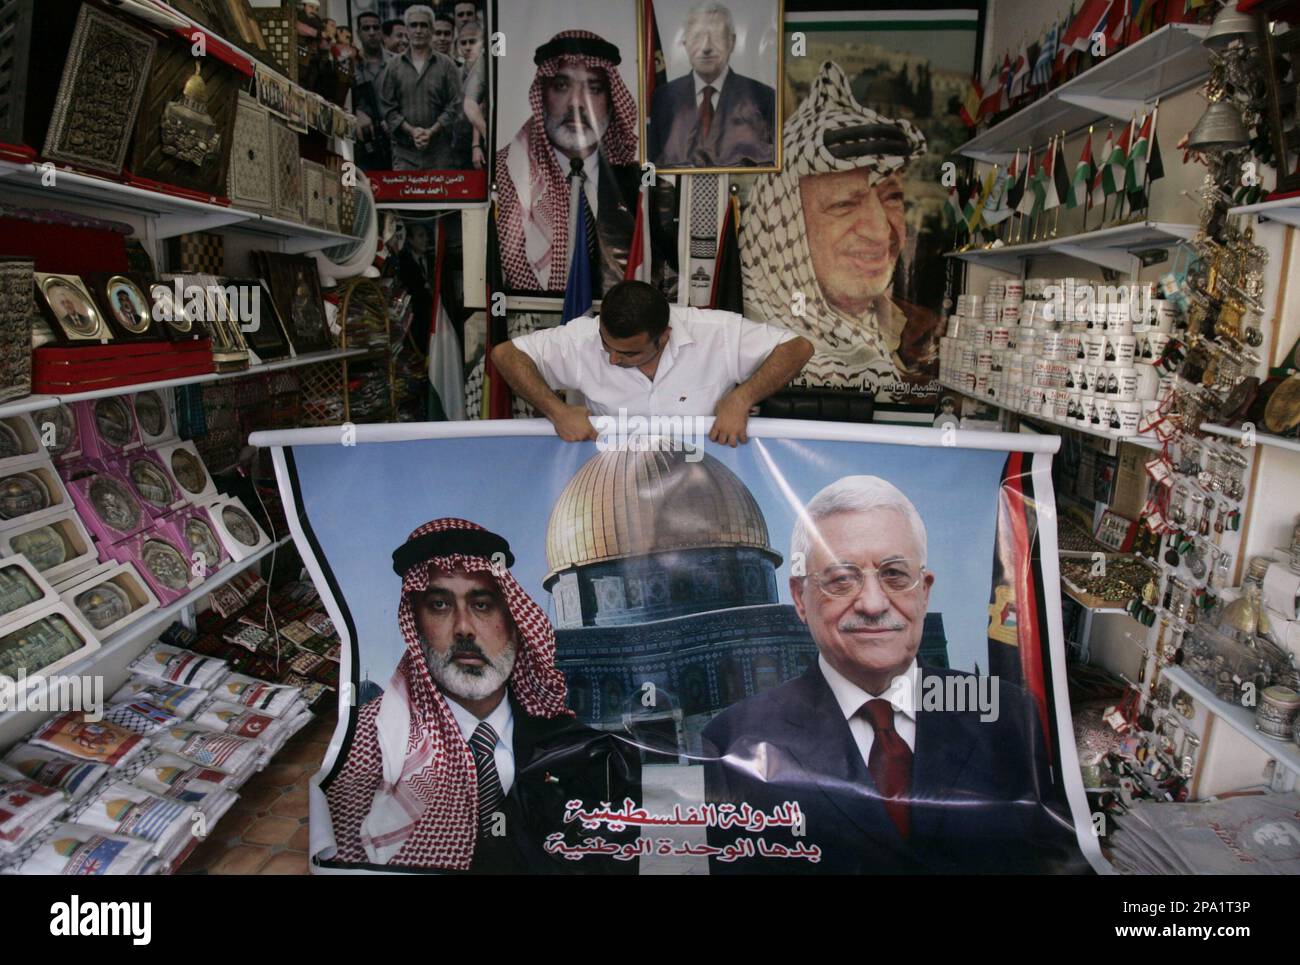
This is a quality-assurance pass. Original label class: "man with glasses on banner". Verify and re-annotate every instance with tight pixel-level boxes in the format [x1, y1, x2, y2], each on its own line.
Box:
[491, 280, 813, 446]
[701, 475, 1084, 873]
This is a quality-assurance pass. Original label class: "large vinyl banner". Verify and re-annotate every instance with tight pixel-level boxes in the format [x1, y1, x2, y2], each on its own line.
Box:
[254, 420, 1104, 874]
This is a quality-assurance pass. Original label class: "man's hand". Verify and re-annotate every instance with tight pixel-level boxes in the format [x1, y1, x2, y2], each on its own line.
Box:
[710, 390, 752, 447]
[551, 404, 599, 442]
[412, 127, 433, 149]
[357, 109, 373, 139]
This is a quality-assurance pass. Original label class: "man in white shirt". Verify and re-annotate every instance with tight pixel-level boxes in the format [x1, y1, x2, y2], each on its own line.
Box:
[491, 280, 814, 446]
[701, 475, 1084, 874]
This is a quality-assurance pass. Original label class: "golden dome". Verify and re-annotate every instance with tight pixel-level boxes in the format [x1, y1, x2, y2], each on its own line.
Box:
[545, 447, 777, 582]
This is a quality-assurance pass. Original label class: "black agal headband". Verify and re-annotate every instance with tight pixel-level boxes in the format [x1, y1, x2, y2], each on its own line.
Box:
[534, 35, 621, 65]
[392, 529, 516, 577]
[822, 123, 916, 161]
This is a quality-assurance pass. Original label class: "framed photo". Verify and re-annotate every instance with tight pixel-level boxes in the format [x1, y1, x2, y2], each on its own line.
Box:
[491, 0, 643, 296]
[255, 252, 333, 355]
[230, 278, 292, 362]
[58, 561, 161, 641]
[740, 1, 983, 421]
[85, 273, 160, 342]
[353, 1, 491, 205]
[34, 274, 112, 343]
[150, 279, 212, 343]
[1260, 12, 1300, 197]
[642, 0, 783, 173]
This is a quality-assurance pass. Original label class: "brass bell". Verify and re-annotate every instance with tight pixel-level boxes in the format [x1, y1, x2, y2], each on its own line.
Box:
[1187, 100, 1249, 153]
[1204, 2, 1260, 51]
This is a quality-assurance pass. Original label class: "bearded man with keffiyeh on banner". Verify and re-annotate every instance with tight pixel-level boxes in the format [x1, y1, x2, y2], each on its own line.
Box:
[324, 518, 641, 872]
[740, 62, 941, 402]
[494, 30, 644, 296]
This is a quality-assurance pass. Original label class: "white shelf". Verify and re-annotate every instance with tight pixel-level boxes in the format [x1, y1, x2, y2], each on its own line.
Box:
[946, 220, 1198, 273]
[0, 535, 289, 727]
[1227, 195, 1300, 227]
[1062, 582, 1135, 616]
[1200, 423, 1300, 454]
[1164, 666, 1300, 775]
[959, 23, 1211, 163]
[939, 376, 1161, 449]
[0, 161, 360, 246]
[0, 349, 367, 419]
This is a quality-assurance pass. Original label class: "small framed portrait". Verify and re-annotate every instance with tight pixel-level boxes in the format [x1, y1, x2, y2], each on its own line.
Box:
[34, 274, 112, 343]
[227, 277, 292, 362]
[255, 252, 332, 355]
[86, 273, 159, 341]
[150, 278, 211, 342]
[642, 0, 783, 173]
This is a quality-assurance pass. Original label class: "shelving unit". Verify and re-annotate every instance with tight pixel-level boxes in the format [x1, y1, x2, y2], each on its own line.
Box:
[1227, 195, 1300, 228]
[0, 162, 359, 251]
[959, 23, 1211, 164]
[946, 221, 1198, 273]
[0, 349, 368, 421]
[1201, 422, 1300, 454]
[938, 377, 1162, 449]
[0, 536, 289, 728]
[1164, 666, 1300, 782]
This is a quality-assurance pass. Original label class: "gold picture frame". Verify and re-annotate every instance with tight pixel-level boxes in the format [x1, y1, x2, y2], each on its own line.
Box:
[34, 273, 112, 343]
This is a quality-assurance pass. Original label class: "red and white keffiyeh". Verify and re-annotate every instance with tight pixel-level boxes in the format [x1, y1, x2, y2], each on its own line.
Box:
[494, 30, 638, 291]
[326, 518, 570, 869]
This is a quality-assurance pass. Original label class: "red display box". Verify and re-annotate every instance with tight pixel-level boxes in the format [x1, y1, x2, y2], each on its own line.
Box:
[32, 340, 214, 393]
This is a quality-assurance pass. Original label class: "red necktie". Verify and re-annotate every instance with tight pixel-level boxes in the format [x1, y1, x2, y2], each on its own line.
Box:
[862, 698, 913, 839]
[698, 85, 715, 139]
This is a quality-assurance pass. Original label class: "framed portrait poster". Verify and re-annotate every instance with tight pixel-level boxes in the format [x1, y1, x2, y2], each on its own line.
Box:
[740, 1, 983, 423]
[352, 1, 491, 205]
[642, 0, 783, 174]
[33, 274, 112, 344]
[490, 0, 644, 297]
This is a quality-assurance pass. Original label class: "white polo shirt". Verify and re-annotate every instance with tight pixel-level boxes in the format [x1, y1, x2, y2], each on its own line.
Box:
[510, 306, 797, 417]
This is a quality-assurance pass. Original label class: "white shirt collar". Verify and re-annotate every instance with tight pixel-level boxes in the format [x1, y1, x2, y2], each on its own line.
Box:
[694, 66, 729, 99]
[819, 654, 919, 723]
[445, 691, 514, 745]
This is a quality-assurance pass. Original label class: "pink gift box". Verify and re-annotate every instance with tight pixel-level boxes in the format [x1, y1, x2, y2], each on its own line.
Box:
[107, 528, 201, 606]
[158, 503, 230, 578]
[64, 468, 150, 546]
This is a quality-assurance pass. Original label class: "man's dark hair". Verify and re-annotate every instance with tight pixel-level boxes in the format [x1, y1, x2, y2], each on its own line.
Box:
[600, 281, 669, 340]
[433, 12, 455, 27]
[382, 18, 403, 36]
[357, 11, 380, 27]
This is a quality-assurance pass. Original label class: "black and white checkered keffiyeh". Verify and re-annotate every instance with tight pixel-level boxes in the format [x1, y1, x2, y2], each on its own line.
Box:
[740, 62, 926, 391]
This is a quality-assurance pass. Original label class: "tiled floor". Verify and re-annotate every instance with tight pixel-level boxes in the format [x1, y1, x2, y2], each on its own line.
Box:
[179, 711, 337, 875]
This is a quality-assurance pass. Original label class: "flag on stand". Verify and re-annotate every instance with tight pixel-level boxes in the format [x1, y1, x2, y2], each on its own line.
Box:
[1068, 130, 1094, 208]
[1031, 22, 1058, 88]
[979, 59, 1006, 119]
[1102, 119, 1131, 197]
[963, 173, 980, 227]
[1010, 43, 1031, 101]
[1052, 135, 1070, 210]
[1007, 150, 1024, 212]
[1062, 0, 1113, 52]
[968, 167, 996, 235]
[945, 180, 966, 232]
[960, 74, 983, 127]
[429, 218, 465, 421]
[1040, 136, 1061, 212]
[483, 198, 513, 420]
[1053, 3, 1076, 83]
[984, 167, 1014, 225]
[710, 189, 744, 313]
[1128, 109, 1163, 210]
[1091, 127, 1114, 207]
[1017, 147, 1039, 219]
[1125, 111, 1151, 192]
[624, 187, 652, 283]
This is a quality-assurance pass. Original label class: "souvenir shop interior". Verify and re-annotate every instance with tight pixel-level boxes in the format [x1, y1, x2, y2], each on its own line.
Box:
[0, 0, 1299, 881]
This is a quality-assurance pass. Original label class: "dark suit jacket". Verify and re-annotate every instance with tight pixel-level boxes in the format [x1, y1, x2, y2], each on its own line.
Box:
[701, 663, 1090, 874]
[467, 693, 642, 874]
[648, 70, 775, 168]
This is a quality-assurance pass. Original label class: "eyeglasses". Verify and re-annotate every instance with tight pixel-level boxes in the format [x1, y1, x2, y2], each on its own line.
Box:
[812, 560, 925, 597]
